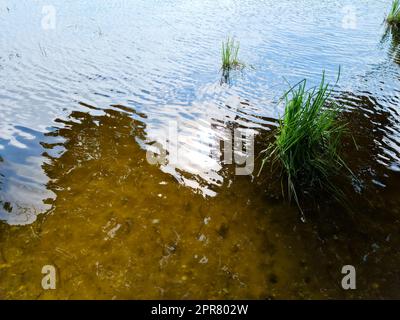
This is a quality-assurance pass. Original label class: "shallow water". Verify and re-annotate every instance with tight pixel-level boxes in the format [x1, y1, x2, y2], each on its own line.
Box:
[1, 0, 400, 299]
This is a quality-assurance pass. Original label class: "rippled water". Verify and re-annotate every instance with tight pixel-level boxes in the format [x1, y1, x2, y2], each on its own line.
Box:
[1, 0, 400, 299]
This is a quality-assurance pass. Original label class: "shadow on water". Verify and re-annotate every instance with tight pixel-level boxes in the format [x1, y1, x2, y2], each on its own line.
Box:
[0, 103, 302, 299]
[252, 87, 400, 298]
[1, 98, 400, 299]
[305, 91, 400, 297]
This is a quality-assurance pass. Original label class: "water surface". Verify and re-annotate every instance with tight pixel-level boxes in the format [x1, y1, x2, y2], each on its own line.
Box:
[1, 0, 400, 299]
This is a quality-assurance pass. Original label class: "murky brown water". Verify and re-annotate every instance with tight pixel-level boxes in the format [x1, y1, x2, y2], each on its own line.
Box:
[1, 0, 400, 299]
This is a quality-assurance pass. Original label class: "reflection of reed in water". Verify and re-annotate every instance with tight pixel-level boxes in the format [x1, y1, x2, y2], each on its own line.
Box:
[382, 24, 400, 64]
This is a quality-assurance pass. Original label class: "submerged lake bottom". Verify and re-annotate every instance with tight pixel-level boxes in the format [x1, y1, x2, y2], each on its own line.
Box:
[0, 102, 399, 299]
[1, 0, 400, 299]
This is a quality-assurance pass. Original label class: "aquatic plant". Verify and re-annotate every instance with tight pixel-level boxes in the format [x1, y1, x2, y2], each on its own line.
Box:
[259, 72, 352, 215]
[221, 37, 244, 71]
[387, 0, 400, 26]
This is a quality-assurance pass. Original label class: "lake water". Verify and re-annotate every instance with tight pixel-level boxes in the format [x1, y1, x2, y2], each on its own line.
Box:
[1, 0, 400, 299]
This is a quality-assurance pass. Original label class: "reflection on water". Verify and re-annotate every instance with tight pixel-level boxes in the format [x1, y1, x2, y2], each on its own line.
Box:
[1, 0, 400, 299]
[0, 128, 55, 225]
[382, 24, 400, 65]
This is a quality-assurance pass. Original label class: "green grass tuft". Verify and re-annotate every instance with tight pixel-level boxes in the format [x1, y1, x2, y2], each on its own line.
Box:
[387, 0, 400, 25]
[259, 72, 352, 215]
[221, 37, 245, 71]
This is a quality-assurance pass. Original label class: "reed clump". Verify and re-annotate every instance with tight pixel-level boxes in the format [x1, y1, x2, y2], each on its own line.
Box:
[259, 72, 352, 214]
[221, 37, 245, 71]
[387, 0, 400, 26]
